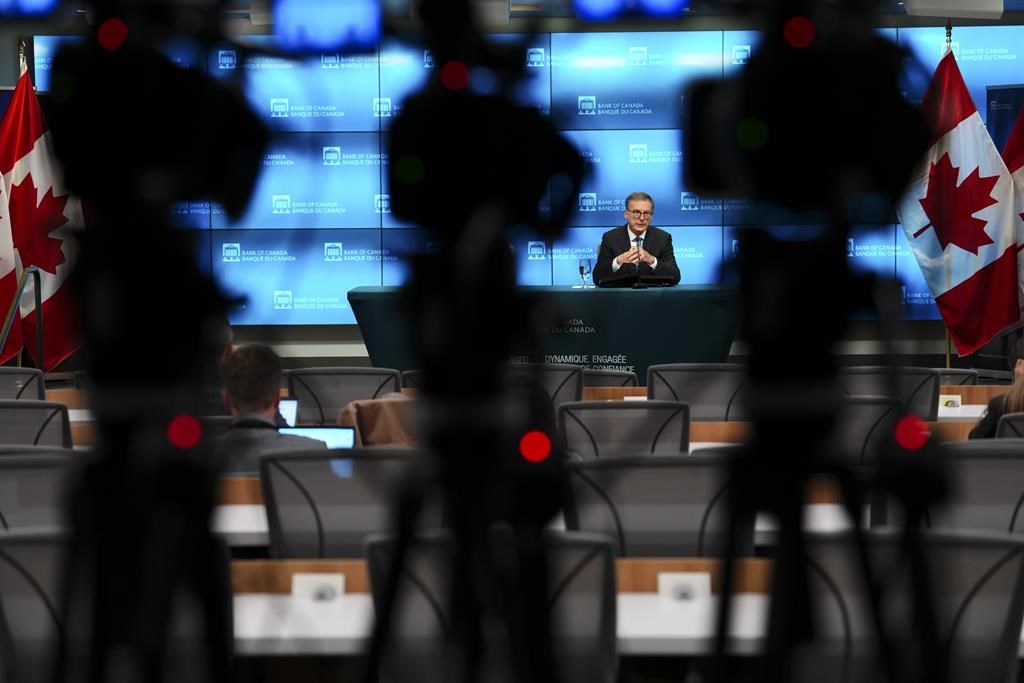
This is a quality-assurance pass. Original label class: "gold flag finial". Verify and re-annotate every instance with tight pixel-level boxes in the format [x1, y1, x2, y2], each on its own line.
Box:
[17, 35, 24, 61]
[946, 19, 953, 51]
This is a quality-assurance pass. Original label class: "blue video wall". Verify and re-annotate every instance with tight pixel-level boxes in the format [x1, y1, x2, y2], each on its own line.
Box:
[33, 24, 1024, 325]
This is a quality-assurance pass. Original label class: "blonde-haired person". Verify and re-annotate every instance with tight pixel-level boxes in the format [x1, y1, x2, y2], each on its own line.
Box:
[968, 339, 1024, 439]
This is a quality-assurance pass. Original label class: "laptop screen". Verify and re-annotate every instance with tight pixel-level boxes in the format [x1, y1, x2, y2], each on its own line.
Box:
[279, 427, 356, 449]
[277, 399, 298, 427]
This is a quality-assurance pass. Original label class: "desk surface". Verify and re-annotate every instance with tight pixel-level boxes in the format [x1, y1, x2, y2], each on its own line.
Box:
[234, 591, 1024, 657]
[349, 285, 739, 380]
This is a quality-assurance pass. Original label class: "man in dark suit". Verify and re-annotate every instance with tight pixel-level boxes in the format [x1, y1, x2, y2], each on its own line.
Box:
[592, 191, 681, 286]
[214, 344, 325, 473]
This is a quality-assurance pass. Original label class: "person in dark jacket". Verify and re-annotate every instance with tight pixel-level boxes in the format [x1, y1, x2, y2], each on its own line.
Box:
[968, 339, 1024, 439]
[214, 344, 325, 472]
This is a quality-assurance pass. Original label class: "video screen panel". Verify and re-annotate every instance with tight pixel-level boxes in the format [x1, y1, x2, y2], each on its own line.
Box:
[663, 226, 724, 285]
[899, 26, 1024, 123]
[212, 132, 383, 229]
[560, 129, 719, 227]
[988, 84, 1024, 152]
[550, 31, 721, 130]
[213, 229, 382, 324]
[551, 227, 603, 286]
[209, 38, 380, 133]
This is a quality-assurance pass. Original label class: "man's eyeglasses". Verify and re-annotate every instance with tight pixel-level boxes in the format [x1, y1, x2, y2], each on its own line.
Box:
[628, 210, 653, 219]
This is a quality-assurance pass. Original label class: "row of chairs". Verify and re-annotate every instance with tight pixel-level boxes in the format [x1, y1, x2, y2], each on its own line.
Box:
[2, 526, 1021, 683]
[282, 363, 953, 426]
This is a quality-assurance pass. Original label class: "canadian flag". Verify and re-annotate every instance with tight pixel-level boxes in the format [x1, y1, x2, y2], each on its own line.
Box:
[1002, 93, 1024, 305]
[897, 51, 1023, 356]
[0, 57, 84, 371]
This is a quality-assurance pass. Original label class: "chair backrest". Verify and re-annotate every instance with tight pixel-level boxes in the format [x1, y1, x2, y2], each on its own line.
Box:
[557, 401, 689, 460]
[565, 454, 753, 557]
[897, 441, 1024, 534]
[934, 368, 979, 386]
[646, 363, 748, 421]
[0, 400, 71, 448]
[831, 396, 903, 466]
[0, 368, 44, 400]
[581, 369, 638, 388]
[401, 370, 423, 389]
[504, 364, 583, 411]
[791, 529, 1024, 683]
[0, 455, 73, 530]
[260, 449, 429, 558]
[365, 529, 616, 683]
[286, 367, 401, 426]
[995, 412, 1024, 438]
[837, 366, 940, 421]
[0, 530, 65, 683]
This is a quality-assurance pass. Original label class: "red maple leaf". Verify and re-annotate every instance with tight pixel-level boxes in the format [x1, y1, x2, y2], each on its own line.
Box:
[914, 153, 999, 255]
[9, 175, 69, 275]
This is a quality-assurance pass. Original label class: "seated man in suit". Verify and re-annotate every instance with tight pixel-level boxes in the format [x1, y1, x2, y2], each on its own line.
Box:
[592, 191, 681, 286]
[215, 344, 325, 473]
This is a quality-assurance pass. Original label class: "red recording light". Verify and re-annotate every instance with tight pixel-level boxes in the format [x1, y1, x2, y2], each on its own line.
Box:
[519, 430, 551, 462]
[894, 415, 928, 451]
[167, 414, 202, 449]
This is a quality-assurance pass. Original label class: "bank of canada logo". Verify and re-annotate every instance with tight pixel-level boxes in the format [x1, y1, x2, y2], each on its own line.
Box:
[323, 147, 341, 166]
[578, 96, 596, 116]
[526, 48, 545, 67]
[274, 290, 293, 310]
[680, 192, 699, 211]
[321, 53, 340, 68]
[847, 238, 855, 257]
[527, 241, 547, 260]
[628, 47, 648, 66]
[270, 98, 290, 118]
[423, 50, 435, 68]
[732, 46, 751, 64]
[222, 243, 241, 262]
[324, 242, 344, 262]
[218, 50, 237, 69]
[373, 97, 392, 117]
[578, 193, 597, 212]
[374, 194, 391, 213]
[629, 144, 648, 163]
[272, 195, 292, 214]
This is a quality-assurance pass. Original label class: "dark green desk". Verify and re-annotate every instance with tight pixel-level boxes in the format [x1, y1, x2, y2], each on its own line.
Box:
[347, 286, 739, 383]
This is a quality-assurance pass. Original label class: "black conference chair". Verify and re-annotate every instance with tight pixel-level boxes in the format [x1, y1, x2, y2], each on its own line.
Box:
[995, 412, 1024, 438]
[934, 368, 979, 386]
[565, 454, 754, 557]
[0, 530, 66, 683]
[791, 528, 1024, 683]
[285, 367, 401, 426]
[581, 369, 639, 388]
[0, 400, 71, 448]
[646, 363, 748, 421]
[830, 396, 903, 466]
[401, 369, 423, 390]
[504, 363, 584, 411]
[0, 454, 74, 530]
[837, 366, 940, 421]
[871, 440, 1024, 533]
[557, 400, 689, 460]
[366, 529, 617, 683]
[260, 449, 435, 558]
[0, 367, 45, 400]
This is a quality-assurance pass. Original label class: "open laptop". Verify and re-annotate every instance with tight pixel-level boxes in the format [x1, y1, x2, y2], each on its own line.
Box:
[279, 426, 356, 449]
[277, 399, 298, 427]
